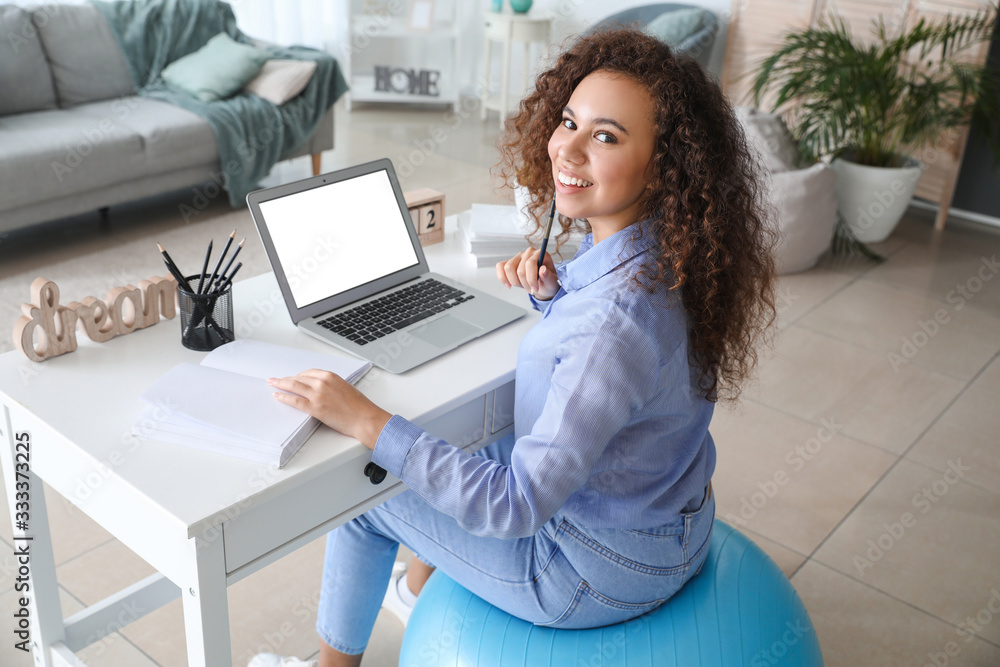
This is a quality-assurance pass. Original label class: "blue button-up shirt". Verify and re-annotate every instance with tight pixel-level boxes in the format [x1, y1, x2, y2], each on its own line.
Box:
[373, 219, 716, 539]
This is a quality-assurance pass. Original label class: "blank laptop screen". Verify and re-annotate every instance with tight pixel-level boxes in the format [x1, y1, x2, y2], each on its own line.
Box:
[258, 169, 420, 309]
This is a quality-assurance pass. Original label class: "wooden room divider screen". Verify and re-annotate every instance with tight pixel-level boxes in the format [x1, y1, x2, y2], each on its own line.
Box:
[721, 0, 994, 231]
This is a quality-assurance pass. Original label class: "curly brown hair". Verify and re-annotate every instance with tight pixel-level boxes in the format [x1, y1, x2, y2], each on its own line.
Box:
[497, 29, 777, 402]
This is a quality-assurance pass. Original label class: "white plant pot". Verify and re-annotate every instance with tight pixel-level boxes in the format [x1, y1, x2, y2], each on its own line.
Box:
[831, 154, 924, 243]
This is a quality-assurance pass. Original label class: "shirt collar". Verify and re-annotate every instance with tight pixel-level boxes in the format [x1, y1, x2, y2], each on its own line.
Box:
[557, 219, 659, 292]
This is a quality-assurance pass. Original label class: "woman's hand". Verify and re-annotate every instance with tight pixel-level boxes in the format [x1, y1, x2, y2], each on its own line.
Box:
[268, 370, 391, 450]
[496, 247, 560, 301]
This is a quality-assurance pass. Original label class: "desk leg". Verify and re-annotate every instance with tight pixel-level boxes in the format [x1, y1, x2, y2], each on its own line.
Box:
[181, 534, 231, 666]
[1, 405, 68, 666]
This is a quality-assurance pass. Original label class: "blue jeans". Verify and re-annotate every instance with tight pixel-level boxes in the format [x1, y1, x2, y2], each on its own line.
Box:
[316, 438, 714, 654]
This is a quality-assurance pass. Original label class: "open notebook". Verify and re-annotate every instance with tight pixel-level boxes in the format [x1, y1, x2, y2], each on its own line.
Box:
[133, 339, 371, 467]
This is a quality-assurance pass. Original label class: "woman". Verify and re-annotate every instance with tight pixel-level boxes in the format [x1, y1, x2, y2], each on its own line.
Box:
[254, 28, 775, 667]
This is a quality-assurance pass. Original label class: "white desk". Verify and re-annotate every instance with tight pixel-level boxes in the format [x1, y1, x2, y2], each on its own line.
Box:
[0, 225, 536, 666]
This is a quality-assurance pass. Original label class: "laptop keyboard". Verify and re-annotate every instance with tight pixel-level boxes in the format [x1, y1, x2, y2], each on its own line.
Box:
[317, 278, 475, 346]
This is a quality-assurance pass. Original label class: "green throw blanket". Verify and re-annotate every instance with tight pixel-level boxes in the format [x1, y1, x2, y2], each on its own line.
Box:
[91, 0, 349, 206]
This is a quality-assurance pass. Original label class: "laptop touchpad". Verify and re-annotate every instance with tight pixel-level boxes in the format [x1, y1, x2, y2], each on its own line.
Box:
[412, 315, 482, 348]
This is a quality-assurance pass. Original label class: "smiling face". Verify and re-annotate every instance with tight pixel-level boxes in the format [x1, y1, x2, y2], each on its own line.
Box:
[547, 70, 658, 243]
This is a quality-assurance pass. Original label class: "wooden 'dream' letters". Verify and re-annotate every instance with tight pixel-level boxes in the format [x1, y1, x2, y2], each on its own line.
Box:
[14, 275, 178, 362]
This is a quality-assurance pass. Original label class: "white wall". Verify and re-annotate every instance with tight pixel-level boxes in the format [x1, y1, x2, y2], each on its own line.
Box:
[22, 0, 735, 107]
[463, 0, 734, 99]
[319, 0, 735, 105]
[232, 0, 341, 50]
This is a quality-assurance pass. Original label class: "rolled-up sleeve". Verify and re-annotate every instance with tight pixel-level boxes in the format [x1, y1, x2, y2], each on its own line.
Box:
[371, 301, 659, 539]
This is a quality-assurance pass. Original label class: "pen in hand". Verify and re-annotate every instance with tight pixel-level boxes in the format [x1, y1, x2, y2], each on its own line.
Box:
[538, 198, 556, 270]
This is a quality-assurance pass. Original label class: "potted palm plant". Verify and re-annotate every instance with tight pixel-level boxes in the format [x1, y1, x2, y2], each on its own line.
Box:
[751, 9, 1000, 243]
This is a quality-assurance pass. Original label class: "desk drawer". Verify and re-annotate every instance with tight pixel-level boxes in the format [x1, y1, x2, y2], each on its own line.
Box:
[491, 381, 515, 434]
[222, 395, 488, 573]
[422, 394, 488, 451]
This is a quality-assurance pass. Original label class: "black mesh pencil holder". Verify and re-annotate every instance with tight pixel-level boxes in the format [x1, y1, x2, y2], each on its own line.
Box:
[178, 275, 234, 351]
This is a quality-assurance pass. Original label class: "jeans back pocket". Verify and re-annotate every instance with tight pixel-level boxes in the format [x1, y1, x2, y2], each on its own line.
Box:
[540, 579, 665, 629]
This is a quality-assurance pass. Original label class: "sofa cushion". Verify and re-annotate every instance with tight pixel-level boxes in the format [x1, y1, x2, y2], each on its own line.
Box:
[161, 32, 270, 102]
[244, 59, 318, 106]
[645, 7, 708, 47]
[0, 98, 217, 211]
[73, 98, 218, 172]
[0, 6, 58, 115]
[32, 4, 135, 107]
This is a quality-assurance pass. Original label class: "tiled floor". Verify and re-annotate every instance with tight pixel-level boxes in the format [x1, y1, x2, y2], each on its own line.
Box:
[2, 98, 999, 666]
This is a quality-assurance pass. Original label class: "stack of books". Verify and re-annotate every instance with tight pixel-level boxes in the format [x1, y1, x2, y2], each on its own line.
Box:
[133, 339, 371, 467]
[457, 203, 582, 268]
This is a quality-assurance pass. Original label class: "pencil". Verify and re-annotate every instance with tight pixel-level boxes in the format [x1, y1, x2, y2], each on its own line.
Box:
[208, 238, 244, 294]
[196, 239, 213, 294]
[205, 229, 235, 295]
[216, 261, 243, 293]
[156, 242, 194, 293]
[537, 199, 557, 270]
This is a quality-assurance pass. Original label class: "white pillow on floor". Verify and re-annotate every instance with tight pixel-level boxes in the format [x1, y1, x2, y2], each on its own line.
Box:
[770, 162, 838, 274]
[736, 107, 800, 173]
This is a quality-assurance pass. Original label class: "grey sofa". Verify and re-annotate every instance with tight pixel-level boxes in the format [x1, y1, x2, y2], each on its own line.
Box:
[0, 3, 334, 234]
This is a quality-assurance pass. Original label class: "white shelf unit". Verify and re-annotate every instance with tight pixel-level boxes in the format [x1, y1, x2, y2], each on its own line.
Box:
[480, 10, 552, 128]
[344, 0, 460, 111]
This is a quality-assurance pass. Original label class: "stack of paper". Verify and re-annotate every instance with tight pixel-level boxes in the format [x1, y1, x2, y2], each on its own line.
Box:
[457, 204, 582, 268]
[133, 339, 371, 467]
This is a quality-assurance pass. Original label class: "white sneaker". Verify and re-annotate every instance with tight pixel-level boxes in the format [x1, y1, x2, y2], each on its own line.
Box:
[381, 560, 416, 627]
[247, 653, 317, 667]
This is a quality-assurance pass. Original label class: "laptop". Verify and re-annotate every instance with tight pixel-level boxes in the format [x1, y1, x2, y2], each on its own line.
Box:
[246, 158, 526, 373]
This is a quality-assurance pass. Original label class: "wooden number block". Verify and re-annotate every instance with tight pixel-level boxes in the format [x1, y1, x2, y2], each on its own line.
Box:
[403, 187, 446, 247]
[419, 229, 444, 245]
[417, 202, 444, 245]
[417, 202, 442, 234]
